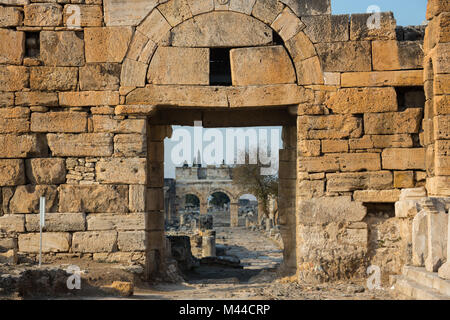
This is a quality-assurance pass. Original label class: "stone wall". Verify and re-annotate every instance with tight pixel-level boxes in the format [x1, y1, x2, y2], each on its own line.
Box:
[0, 0, 448, 282]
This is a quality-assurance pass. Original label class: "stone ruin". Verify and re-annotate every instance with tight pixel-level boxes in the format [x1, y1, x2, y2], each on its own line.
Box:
[0, 0, 448, 297]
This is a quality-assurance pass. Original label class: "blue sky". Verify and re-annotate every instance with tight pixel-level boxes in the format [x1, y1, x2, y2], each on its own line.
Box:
[332, 0, 428, 26]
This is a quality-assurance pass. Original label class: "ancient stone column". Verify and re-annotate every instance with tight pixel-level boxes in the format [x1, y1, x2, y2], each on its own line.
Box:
[438, 208, 450, 280]
[230, 202, 239, 227]
[200, 201, 207, 215]
[202, 230, 216, 257]
[424, 198, 448, 272]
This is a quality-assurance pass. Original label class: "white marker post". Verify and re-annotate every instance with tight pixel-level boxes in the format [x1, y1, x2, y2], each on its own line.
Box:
[39, 197, 45, 267]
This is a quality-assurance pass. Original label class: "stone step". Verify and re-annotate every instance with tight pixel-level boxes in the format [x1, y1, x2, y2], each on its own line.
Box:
[392, 275, 450, 300]
[402, 265, 450, 296]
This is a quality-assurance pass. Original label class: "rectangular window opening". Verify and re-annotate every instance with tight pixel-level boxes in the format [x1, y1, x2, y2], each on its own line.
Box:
[25, 32, 40, 58]
[209, 48, 232, 86]
[395, 86, 425, 111]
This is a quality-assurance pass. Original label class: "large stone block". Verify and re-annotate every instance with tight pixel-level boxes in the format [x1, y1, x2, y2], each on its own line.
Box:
[0, 66, 29, 91]
[251, 0, 283, 25]
[271, 7, 305, 42]
[426, 176, 450, 197]
[24, 3, 62, 26]
[298, 115, 362, 139]
[96, 158, 146, 185]
[170, 11, 272, 47]
[30, 67, 78, 91]
[326, 171, 393, 192]
[326, 87, 398, 114]
[40, 31, 84, 67]
[0, 6, 22, 27]
[148, 47, 209, 85]
[0, 92, 13, 107]
[0, 29, 24, 64]
[301, 14, 349, 43]
[434, 140, 450, 176]
[354, 189, 401, 203]
[87, 213, 145, 231]
[338, 153, 381, 172]
[72, 231, 117, 253]
[15, 91, 58, 107]
[92, 115, 145, 134]
[364, 108, 422, 134]
[117, 231, 146, 251]
[31, 112, 87, 133]
[103, 0, 158, 26]
[58, 185, 129, 213]
[25, 213, 85, 232]
[79, 63, 121, 91]
[63, 4, 103, 27]
[84, 27, 133, 63]
[294, 56, 323, 85]
[297, 180, 324, 199]
[129, 184, 146, 212]
[121, 58, 147, 87]
[434, 115, 450, 140]
[18, 233, 70, 253]
[158, 0, 192, 27]
[47, 133, 113, 157]
[350, 12, 396, 40]
[0, 134, 47, 158]
[297, 196, 366, 224]
[0, 159, 25, 186]
[228, 84, 309, 107]
[230, 46, 295, 86]
[59, 91, 119, 106]
[114, 134, 146, 157]
[382, 148, 426, 170]
[0, 107, 29, 134]
[285, 30, 316, 61]
[341, 70, 423, 87]
[25, 158, 66, 185]
[0, 214, 25, 233]
[9, 185, 58, 214]
[315, 41, 372, 72]
[372, 40, 424, 71]
[280, 0, 330, 16]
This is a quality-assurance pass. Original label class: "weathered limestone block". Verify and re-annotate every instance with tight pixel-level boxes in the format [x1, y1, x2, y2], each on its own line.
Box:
[297, 196, 366, 224]
[9, 185, 58, 214]
[63, 4, 103, 27]
[15, 92, 58, 107]
[25, 158, 66, 185]
[47, 133, 113, 157]
[92, 115, 145, 134]
[280, 0, 330, 16]
[84, 27, 133, 63]
[353, 189, 401, 203]
[103, 0, 159, 26]
[79, 63, 121, 91]
[0, 238, 17, 251]
[298, 155, 339, 173]
[321, 140, 348, 153]
[0, 159, 25, 186]
[424, 12, 450, 52]
[434, 95, 450, 115]
[435, 140, 450, 176]
[30, 67, 78, 91]
[121, 58, 148, 87]
[0, 6, 22, 27]
[399, 187, 427, 201]
[0, 107, 29, 134]
[170, 11, 273, 46]
[0, 29, 24, 64]
[0, 92, 13, 106]
[395, 200, 421, 218]
[31, 112, 87, 133]
[341, 70, 423, 87]
[382, 148, 426, 170]
[434, 115, 450, 140]
[315, 41, 372, 72]
[297, 180, 324, 199]
[18, 233, 70, 253]
[228, 84, 309, 107]
[285, 31, 316, 61]
[129, 184, 146, 212]
[72, 231, 117, 253]
[59, 91, 119, 107]
[158, 0, 192, 27]
[87, 213, 145, 231]
[96, 158, 146, 185]
[425, 205, 448, 272]
[0, 66, 29, 91]
[187, 0, 214, 15]
[364, 108, 422, 134]
[118, 231, 146, 251]
[114, 134, 146, 157]
[25, 213, 86, 232]
[297, 115, 362, 139]
[326, 171, 393, 192]
[326, 87, 398, 114]
[371, 134, 414, 148]
[394, 171, 415, 188]
[148, 47, 209, 85]
[372, 40, 424, 71]
[136, 8, 171, 44]
[339, 153, 381, 172]
[294, 56, 323, 85]
[301, 14, 349, 43]
[59, 185, 129, 213]
[0, 214, 25, 233]
[434, 74, 450, 95]
[0, 134, 47, 158]
[298, 140, 320, 157]
[24, 3, 62, 26]
[40, 31, 84, 67]
[427, 176, 450, 197]
[251, 0, 284, 25]
[230, 46, 295, 86]
[350, 12, 396, 40]
[271, 7, 305, 42]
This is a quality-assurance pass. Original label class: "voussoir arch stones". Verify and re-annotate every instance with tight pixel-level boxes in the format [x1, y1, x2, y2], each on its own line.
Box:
[119, 0, 324, 91]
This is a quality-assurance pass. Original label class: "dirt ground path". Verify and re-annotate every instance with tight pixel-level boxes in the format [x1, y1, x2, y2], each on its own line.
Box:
[128, 227, 396, 300]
